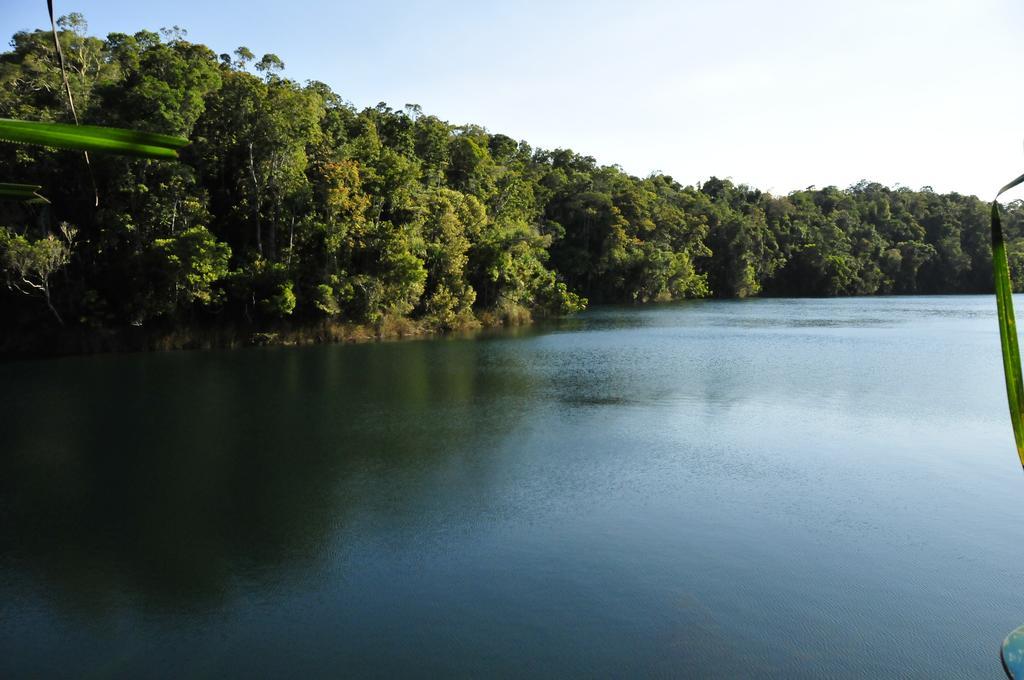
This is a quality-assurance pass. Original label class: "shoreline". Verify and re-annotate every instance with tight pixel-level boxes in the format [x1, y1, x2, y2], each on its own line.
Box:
[0, 292, 999, 361]
[0, 311, 535, 361]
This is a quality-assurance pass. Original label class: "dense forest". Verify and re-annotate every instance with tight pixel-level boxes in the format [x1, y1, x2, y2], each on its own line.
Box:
[3, 15, 1024, 353]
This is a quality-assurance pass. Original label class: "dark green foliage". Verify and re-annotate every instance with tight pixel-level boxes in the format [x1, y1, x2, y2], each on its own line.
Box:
[0, 17, 1016, 344]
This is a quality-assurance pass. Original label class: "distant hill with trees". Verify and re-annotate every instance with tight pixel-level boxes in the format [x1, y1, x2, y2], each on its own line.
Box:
[2, 15, 1020, 354]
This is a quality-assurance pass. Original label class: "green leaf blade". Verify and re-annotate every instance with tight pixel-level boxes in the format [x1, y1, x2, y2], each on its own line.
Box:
[992, 171, 1024, 468]
[0, 119, 188, 160]
[0, 182, 49, 204]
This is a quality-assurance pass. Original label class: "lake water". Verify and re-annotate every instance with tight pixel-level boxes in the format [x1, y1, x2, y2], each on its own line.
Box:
[2, 296, 1023, 678]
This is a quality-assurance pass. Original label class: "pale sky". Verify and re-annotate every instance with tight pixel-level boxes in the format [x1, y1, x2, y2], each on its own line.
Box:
[5, 0, 1024, 199]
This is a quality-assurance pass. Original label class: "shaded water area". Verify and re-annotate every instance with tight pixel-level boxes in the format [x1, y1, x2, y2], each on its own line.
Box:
[2, 296, 1023, 678]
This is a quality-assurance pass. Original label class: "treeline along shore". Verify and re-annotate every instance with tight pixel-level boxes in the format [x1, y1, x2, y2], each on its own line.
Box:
[2, 14, 1022, 356]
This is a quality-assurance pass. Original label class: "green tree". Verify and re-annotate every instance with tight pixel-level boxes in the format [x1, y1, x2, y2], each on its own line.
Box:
[151, 224, 230, 312]
[0, 223, 75, 324]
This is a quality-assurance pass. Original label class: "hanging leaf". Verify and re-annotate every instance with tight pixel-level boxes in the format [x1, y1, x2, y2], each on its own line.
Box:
[0, 119, 189, 160]
[0, 182, 49, 204]
[991, 170, 1024, 468]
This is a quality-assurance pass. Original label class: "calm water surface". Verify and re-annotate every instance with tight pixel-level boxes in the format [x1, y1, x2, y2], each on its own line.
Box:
[2, 296, 1023, 678]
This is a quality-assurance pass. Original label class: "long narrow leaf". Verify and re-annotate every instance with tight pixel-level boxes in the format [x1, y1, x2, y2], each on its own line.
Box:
[0, 182, 49, 204]
[0, 119, 188, 160]
[992, 171, 1024, 467]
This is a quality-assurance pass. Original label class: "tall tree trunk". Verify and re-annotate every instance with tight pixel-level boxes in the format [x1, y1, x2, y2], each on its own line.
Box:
[249, 141, 263, 256]
[267, 197, 277, 261]
[287, 216, 295, 267]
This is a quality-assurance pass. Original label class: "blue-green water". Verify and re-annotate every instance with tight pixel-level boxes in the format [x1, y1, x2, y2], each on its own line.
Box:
[2, 296, 1023, 678]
